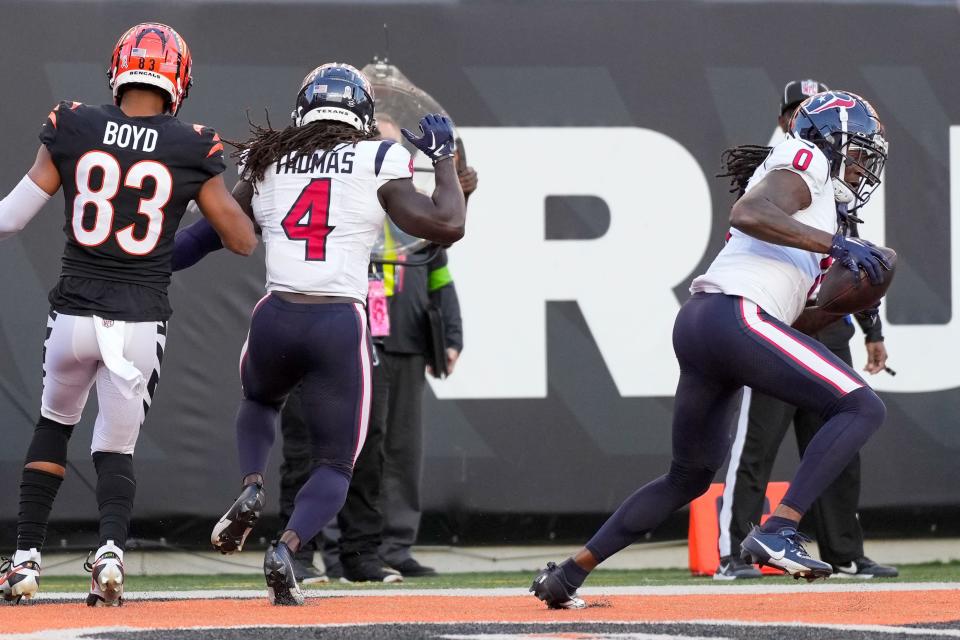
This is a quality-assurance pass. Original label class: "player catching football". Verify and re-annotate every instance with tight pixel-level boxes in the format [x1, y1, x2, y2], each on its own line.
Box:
[0, 23, 256, 606]
[180, 63, 465, 605]
[532, 91, 892, 609]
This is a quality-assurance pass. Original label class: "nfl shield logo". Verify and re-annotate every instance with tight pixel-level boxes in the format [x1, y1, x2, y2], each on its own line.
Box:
[102, 319, 114, 328]
[801, 80, 820, 96]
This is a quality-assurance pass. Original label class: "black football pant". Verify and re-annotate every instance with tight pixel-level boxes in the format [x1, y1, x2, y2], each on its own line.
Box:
[278, 375, 387, 565]
[718, 340, 866, 567]
[585, 294, 883, 562]
[280, 347, 426, 564]
[278, 385, 319, 557]
[237, 295, 370, 547]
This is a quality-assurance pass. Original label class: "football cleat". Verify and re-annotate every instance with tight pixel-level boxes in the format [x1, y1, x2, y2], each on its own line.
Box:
[290, 554, 329, 585]
[211, 483, 265, 554]
[831, 556, 899, 579]
[85, 540, 124, 607]
[0, 549, 41, 604]
[263, 541, 304, 606]
[339, 557, 403, 584]
[741, 525, 832, 581]
[713, 555, 763, 581]
[529, 562, 586, 610]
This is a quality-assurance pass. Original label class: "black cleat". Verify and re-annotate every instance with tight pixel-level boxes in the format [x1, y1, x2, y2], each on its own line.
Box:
[388, 557, 437, 578]
[291, 555, 329, 585]
[211, 483, 265, 554]
[714, 554, 763, 580]
[340, 555, 403, 584]
[530, 562, 586, 609]
[263, 541, 304, 605]
[831, 556, 899, 579]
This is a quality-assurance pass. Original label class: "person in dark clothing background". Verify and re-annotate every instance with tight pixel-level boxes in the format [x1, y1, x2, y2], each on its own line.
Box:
[714, 79, 898, 580]
[279, 133, 476, 582]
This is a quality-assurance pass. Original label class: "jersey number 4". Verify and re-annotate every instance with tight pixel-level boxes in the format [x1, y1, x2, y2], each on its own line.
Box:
[73, 150, 171, 255]
[282, 178, 335, 261]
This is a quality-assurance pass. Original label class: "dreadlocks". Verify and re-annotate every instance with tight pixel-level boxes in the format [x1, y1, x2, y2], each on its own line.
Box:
[230, 115, 382, 184]
[716, 144, 772, 199]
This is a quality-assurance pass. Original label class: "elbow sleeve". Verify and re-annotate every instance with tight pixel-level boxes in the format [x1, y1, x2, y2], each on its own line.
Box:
[0, 176, 51, 240]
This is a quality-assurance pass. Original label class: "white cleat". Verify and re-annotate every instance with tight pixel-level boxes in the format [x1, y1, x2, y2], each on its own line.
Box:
[86, 540, 125, 607]
[1, 548, 41, 604]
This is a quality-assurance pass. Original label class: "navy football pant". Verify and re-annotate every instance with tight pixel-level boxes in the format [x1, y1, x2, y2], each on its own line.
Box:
[585, 293, 885, 562]
[235, 294, 371, 545]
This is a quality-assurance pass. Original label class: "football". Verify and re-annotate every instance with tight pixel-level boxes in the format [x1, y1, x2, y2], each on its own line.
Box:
[816, 246, 897, 314]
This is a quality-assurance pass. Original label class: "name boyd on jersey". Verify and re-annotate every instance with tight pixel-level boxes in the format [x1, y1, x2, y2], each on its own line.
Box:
[103, 121, 158, 153]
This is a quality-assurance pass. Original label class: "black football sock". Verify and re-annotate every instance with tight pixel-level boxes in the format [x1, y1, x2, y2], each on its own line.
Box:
[780, 387, 884, 516]
[93, 452, 136, 548]
[584, 462, 714, 562]
[559, 558, 589, 589]
[285, 464, 351, 548]
[760, 516, 798, 533]
[17, 469, 63, 551]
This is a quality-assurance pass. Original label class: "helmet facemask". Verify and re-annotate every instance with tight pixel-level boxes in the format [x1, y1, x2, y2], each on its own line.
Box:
[796, 100, 888, 212]
[827, 131, 887, 211]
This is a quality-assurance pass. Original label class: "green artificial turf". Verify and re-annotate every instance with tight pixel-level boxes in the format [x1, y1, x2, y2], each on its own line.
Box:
[36, 560, 960, 593]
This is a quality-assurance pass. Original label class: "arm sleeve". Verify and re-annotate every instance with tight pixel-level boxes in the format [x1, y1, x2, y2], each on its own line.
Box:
[374, 141, 414, 188]
[0, 175, 52, 241]
[761, 138, 830, 201]
[854, 311, 884, 342]
[171, 212, 224, 271]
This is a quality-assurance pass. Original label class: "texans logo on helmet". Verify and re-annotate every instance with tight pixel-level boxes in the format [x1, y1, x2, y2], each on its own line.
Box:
[807, 92, 857, 115]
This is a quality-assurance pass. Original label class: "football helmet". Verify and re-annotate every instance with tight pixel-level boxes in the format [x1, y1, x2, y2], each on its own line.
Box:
[791, 91, 887, 210]
[293, 63, 375, 132]
[108, 23, 193, 115]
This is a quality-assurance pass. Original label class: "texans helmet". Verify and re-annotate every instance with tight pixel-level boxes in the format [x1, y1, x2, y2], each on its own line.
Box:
[292, 63, 375, 132]
[791, 91, 887, 210]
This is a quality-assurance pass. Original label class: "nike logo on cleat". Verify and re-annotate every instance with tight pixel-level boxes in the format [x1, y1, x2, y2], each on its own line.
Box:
[754, 539, 786, 561]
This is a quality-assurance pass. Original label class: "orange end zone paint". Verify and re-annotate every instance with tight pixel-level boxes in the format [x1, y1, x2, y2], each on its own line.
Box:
[1, 590, 958, 635]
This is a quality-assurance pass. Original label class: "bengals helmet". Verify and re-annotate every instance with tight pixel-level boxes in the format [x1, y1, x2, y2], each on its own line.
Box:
[293, 63, 375, 133]
[107, 23, 193, 115]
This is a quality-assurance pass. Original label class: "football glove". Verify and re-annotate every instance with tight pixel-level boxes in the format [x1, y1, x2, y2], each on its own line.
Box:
[828, 232, 890, 286]
[402, 114, 456, 163]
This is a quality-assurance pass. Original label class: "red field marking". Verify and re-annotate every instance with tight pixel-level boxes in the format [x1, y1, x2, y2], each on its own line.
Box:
[1, 590, 959, 634]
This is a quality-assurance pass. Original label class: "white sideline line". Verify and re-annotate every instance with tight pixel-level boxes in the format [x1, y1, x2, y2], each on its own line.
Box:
[5, 620, 960, 640]
[31, 581, 960, 602]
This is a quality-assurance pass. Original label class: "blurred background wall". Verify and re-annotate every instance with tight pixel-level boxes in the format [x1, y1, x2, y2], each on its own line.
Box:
[0, 0, 957, 546]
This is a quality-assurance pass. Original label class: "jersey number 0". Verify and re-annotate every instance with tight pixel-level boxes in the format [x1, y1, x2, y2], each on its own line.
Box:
[73, 150, 171, 256]
[282, 178, 335, 261]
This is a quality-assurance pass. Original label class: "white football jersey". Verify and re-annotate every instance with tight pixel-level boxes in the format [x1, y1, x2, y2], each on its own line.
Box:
[250, 140, 413, 301]
[690, 136, 838, 324]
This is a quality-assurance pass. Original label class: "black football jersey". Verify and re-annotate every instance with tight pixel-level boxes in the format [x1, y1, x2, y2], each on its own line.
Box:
[40, 101, 226, 321]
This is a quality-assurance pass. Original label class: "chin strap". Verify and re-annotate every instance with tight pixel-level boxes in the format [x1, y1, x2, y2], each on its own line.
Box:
[835, 200, 864, 235]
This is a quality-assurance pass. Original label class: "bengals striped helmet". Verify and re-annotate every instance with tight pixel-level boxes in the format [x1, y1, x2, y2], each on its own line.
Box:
[107, 23, 193, 115]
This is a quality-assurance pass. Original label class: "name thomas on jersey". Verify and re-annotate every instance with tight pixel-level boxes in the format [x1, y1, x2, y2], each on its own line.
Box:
[276, 147, 355, 175]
